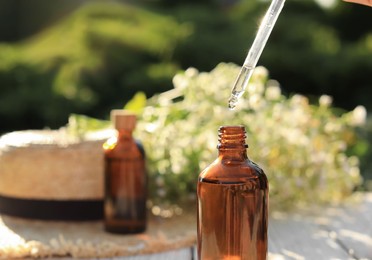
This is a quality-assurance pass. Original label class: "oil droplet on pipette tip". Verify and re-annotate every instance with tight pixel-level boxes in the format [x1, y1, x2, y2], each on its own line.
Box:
[228, 96, 237, 110]
[227, 90, 244, 110]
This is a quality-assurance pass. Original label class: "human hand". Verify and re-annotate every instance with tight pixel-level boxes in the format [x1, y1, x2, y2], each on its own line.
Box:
[343, 0, 372, 6]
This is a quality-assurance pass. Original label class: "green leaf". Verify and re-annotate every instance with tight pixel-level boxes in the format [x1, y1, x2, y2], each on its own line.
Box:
[67, 113, 110, 138]
[124, 91, 147, 115]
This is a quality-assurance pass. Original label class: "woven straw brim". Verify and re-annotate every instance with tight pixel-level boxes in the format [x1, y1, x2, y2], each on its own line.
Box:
[0, 212, 196, 259]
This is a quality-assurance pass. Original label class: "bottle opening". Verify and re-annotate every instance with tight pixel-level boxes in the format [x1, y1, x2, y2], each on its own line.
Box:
[218, 126, 248, 149]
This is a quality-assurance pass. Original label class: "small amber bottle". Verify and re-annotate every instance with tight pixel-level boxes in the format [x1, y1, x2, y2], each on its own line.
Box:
[197, 126, 268, 260]
[103, 110, 147, 234]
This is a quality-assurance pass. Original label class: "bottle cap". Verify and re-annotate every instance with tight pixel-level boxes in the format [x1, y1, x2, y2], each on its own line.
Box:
[110, 110, 137, 130]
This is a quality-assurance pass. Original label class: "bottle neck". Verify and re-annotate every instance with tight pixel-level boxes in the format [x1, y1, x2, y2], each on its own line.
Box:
[117, 129, 133, 140]
[217, 126, 248, 161]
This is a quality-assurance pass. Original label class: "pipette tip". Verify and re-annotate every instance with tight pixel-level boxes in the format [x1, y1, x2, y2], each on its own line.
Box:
[228, 95, 238, 110]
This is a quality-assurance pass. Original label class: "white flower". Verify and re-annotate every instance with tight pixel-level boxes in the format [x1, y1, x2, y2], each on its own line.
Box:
[324, 122, 341, 133]
[144, 123, 158, 133]
[252, 66, 268, 81]
[265, 84, 281, 100]
[172, 74, 188, 90]
[350, 105, 367, 126]
[247, 82, 264, 95]
[290, 94, 309, 107]
[185, 67, 199, 77]
[248, 94, 264, 110]
[319, 95, 333, 107]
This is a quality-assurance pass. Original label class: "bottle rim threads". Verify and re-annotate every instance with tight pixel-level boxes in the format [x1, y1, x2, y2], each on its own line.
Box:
[217, 126, 248, 149]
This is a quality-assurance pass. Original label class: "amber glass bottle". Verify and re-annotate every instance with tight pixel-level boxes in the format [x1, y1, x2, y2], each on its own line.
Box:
[197, 126, 268, 260]
[103, 110, 147, 234]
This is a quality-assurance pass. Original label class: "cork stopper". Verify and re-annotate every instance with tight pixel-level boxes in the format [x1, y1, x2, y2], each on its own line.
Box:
[110, 110, 137, 130]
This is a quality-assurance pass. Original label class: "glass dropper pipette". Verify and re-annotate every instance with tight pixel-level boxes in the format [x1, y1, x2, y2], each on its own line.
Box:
[228, 0, 286, 110]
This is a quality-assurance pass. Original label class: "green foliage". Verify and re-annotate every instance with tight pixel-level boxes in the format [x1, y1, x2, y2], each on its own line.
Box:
[1, 1, 371, 132]
[0, 0, 371, 186]
[253, 1, 372, 111]
[0, 2, 190, 131]
[124, 91, 147, 115]
[356, 116, 372, 188]
[67, 113, 110, 140]
[168, 4, 256, 71]
[160, 0, 372, 112]
[134, 63, 365, 209]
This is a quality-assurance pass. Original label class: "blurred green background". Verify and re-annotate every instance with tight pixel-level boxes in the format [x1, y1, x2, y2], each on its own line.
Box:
[0, 0, 371, 183]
